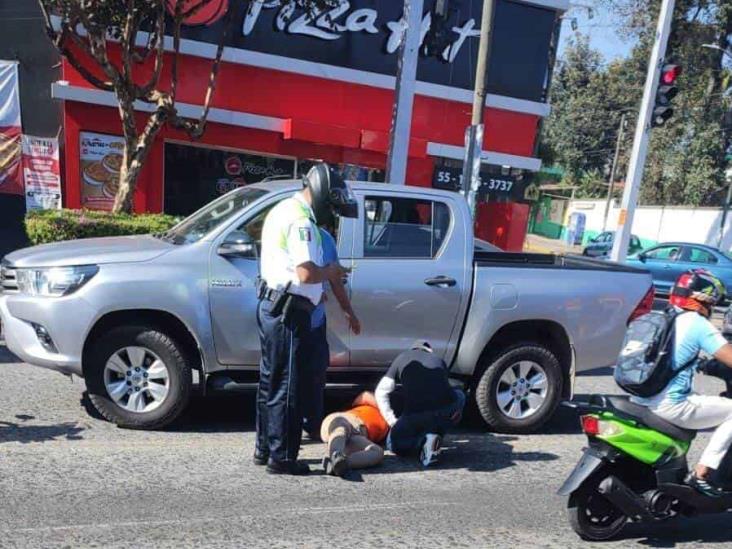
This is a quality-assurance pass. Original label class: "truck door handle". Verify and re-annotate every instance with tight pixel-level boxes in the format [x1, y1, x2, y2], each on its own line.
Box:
[424, 276, 457, 288]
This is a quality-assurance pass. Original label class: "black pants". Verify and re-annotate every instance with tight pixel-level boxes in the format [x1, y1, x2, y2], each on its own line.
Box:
[390, 389, 466, 456]
[301, 321, 329, 438]
[255, 298, 312, 463]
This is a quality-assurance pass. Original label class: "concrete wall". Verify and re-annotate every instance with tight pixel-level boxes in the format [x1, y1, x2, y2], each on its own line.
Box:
[566, 199, 732, 251]
[0, 1, 61, 258]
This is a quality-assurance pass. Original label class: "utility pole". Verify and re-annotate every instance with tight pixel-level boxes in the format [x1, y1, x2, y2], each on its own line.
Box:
[461, 0, 495, 217]
[719, 167, 732, 248]
[385, 0, 424, 185]
[610, 0, 676, 262]
[602, 113, 627, 231]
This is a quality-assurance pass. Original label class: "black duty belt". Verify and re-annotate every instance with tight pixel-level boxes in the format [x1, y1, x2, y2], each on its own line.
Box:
[256, 277, 315, 320]
[262, 287, 284, 303]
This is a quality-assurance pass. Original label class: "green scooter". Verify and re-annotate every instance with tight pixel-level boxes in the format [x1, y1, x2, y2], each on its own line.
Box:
[558, 358, 732, 541]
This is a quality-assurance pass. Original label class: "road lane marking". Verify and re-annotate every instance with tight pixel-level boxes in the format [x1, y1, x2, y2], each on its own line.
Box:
[3, 501, 457, 535]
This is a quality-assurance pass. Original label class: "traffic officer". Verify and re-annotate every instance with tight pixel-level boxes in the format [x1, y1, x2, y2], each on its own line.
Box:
[254, 163, 358, 475]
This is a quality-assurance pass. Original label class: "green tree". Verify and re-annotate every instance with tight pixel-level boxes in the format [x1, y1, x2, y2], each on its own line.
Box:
[543, 1, 732, 207]
[604, 0, 732, 206]
[542, 35, 640, 197]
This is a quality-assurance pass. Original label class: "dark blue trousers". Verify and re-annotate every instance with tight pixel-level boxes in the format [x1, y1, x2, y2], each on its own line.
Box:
[390, 389, 466, 456]
[255, 299, 311, 463]
[301, 322, 329, 438]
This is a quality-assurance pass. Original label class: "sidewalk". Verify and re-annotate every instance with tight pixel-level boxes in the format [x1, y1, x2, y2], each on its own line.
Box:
[523, 234, 582, 255]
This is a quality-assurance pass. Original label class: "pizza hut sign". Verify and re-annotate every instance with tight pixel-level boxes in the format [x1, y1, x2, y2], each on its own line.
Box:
[177, 0, 557, 99]
[176, 0, 481, 64]
[244, 0, 479, 63]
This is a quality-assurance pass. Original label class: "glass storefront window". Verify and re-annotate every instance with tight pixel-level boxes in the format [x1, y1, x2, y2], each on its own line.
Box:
[297, 160, 385, 183]
[164, 142, 296, 216]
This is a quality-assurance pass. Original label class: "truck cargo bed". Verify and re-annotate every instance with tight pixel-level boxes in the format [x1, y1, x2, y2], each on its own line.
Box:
[474, 250, 647, 274]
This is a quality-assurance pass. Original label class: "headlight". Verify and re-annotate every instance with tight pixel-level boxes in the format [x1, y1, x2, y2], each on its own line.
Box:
[16, 265, 99, 297]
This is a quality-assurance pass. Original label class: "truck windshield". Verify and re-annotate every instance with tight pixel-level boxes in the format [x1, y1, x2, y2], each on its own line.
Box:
[161, 187, 270, 245]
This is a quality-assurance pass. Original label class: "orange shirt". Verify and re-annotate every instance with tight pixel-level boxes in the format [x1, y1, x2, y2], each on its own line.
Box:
[349, 404, 389, 443]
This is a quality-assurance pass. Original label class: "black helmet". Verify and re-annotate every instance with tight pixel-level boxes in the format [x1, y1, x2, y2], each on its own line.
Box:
[304, 163, 358, 226]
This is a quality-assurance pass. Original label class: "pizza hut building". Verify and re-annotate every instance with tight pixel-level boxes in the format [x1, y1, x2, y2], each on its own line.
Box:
[54, 0, 566, 250]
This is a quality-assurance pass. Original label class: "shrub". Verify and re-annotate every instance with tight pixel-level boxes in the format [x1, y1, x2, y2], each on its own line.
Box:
[25, 209, 181, 246]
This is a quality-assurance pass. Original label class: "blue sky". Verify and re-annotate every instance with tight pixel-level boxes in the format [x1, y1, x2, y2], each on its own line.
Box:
[556, 1, 637, 62]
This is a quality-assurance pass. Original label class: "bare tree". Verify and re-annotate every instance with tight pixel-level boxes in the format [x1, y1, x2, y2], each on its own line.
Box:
[38, 0, 230, 213]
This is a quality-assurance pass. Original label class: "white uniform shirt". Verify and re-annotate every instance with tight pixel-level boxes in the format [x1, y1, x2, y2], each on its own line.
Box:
[260, 193, 324, 306]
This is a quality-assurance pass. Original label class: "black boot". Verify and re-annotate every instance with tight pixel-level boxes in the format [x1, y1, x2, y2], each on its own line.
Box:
[253, 449, 269, 466]
[266, 459, 310, 476]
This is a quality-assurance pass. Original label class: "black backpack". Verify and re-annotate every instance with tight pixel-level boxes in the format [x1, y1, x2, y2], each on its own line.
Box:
[614, 308, 696, 398]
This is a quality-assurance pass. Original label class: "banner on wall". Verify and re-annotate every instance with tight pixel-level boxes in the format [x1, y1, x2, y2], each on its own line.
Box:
[22, 135, 62, 210]
[0, 60, 23, 196]
[80, 131, 124, 211]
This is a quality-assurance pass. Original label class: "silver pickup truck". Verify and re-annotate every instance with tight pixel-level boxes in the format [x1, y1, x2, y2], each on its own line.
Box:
[0, 182, 653, 433]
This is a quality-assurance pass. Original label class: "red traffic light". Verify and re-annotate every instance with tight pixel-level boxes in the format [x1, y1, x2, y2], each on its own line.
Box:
[661, 64, 682, 85]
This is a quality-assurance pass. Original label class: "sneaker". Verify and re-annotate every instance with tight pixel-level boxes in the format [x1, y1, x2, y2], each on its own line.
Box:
[266, 459, 310, 476]
[419, 433, 442, 467]
[686, 472, 723, 498]
[326, 451, 349, 477]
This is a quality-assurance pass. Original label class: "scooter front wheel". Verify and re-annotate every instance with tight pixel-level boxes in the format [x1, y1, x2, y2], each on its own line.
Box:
[568, 487, 628, 541]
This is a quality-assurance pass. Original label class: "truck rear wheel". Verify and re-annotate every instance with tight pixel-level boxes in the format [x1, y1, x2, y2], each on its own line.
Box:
[85, 325, 192, 430]
[475, 343, 563, 433]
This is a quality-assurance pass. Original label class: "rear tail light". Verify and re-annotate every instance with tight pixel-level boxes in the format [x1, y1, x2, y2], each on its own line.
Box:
[580, 414, 625, 437]
[629, 286, 654, 323]
[581, 415, 600, 435]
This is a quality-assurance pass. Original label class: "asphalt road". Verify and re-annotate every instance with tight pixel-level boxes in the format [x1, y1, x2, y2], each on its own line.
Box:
[1, 346, 732, 548]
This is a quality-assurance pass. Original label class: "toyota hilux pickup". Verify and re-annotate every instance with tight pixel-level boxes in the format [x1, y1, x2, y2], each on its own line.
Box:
[0, 182, 654, 433]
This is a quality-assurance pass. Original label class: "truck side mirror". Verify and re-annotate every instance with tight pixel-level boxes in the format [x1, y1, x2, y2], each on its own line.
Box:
[218, 233, 256, 259]
[638, 252, 647, 262]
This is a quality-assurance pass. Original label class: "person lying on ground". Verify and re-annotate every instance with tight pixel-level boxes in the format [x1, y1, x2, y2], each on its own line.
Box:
[375, 341, 465, 467]
[321, 391, 388, 477]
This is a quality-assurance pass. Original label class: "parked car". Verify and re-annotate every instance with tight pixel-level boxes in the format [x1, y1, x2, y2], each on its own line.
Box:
[723, 304, 732, 340]
[582, 231, 643, 258]
[0, 182, 653, 433]
[625, 242, 732, 299]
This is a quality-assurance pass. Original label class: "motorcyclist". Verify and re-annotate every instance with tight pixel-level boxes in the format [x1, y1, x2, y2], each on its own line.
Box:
[634, 269, 732, 496]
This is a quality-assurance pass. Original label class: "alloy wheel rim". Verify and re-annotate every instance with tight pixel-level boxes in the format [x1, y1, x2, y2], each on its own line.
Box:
[495, 360, 548, 420]
[103, 346, 170, 413]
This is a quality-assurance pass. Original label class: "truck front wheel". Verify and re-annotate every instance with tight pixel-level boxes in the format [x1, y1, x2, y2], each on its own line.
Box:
[85, 325, 192, 430]
[475, 343, 563, 433]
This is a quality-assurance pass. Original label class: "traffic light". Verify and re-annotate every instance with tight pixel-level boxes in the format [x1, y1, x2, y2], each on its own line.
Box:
[651, 64, 682, 127]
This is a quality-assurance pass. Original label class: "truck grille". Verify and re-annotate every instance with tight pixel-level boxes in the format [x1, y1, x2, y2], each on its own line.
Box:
[0, 261, 18, 294]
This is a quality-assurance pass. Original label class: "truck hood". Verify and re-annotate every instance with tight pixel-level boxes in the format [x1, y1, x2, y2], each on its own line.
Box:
[4, 235, 175, 268]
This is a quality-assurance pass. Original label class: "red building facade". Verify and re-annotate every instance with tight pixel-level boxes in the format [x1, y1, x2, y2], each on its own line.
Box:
[53, 0, 566, 247]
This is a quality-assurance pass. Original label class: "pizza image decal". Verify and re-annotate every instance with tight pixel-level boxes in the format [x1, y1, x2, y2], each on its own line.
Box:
[166, 0, 228, 26]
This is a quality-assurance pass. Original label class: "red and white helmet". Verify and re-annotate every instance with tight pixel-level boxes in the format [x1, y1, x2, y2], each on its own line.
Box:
[669, 269, 725, 312]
